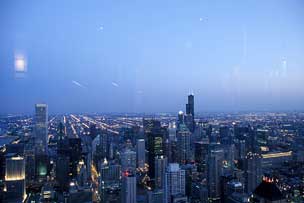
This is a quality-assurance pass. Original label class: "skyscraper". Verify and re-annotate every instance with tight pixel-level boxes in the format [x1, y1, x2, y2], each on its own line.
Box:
[177, 111, 184, 129]
[56, 155, 70, 191]
[155, 155, 168, 189]
[207, 145, 225, 202]
[121, 148, 137, 173]
[144, 119, 164, 178]
[245, 152, 262, 194]
[122, 171, 137, 203]
[185, 94, 195, 133]
[98, 130, 110, 160]
[164, 163, 186, 203]
[186, 94, 194, 116]
[177, 124, 191, 164]
[194, 141, 208, 172]
[35, 104, 48, 154]
[4, 153, 26, 202]
[136, 139, 145, 169]
[98, 158, 121, 203]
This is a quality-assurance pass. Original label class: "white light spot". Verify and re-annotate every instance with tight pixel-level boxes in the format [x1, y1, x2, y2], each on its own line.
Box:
[15, 55, 26, 72]
[14, 52, 27, 78]
[111, 82, 119, 87]
[72, 80, 86, 88]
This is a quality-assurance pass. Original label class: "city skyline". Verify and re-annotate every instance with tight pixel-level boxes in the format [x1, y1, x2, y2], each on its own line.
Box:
[0, 93, 303, 202]
[1, 0, 304, 114]
[1, 1, 304, 203]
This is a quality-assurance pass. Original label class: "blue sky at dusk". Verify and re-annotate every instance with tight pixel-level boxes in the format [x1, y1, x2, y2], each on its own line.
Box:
[0, 0, 304, 113]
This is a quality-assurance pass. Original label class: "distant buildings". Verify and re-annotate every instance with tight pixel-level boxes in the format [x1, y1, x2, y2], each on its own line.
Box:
[1, 95, 302, 203]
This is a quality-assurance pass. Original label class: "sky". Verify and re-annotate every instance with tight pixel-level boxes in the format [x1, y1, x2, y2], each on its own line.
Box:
[0, 0, 304, 114]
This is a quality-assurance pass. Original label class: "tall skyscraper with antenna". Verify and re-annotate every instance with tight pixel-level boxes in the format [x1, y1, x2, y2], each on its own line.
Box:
[185, 94, 195, 132]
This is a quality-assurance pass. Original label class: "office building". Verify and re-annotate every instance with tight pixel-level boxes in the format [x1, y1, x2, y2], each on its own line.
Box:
[121, 148, 137, 173]
[155, 155, 167, 189]
[164, 163, 186, 203]
[122, 171, 137, 203]
[185, 94, 195, 132]
[177, 124, 191, 164]
[144, 119, 164, 178]
[136, 139, 146, 169]
[207, 145, 225, 202]
[245, 152, 262, 194]
[35, 104, 48, 154]
[4, 153, 26, 203]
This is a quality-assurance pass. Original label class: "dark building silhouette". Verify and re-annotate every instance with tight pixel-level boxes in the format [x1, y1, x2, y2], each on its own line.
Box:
[144, 119, 164, 179]
[185, 94, 195, 133]
[251, 177, 286, 203]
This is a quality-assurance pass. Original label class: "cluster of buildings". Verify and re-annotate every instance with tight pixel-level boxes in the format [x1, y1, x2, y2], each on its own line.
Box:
[0, 95, 303, 202]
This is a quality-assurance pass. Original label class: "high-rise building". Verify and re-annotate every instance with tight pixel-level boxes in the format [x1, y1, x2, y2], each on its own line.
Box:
[24, 138, 36, 182]
[56, 155, 70, 191]
[164, 163, 186, 203]
[35, 104, 48, 154]
[186, 94, 194, 117]
[35, 154, 48, 181]
[99, 158, 121, 182]
[194, 141, 208, 172]
[245, 152, 262, 194]
[4, 153, 26, 202]
[185, 94, 195, 133]
[121, 126, 137, 146]
[177, 111, 184, 129]
[136, 139, 145, 169]
[68, 138, 82, 178]
[177, 124, 191, 164]
[97, 130, 110, 160]
[155, 155, 168, 189]
[121, 171, 137, 203]
[98, 159, 121, 203]
[57, 122, 65, 141]
[121, 148, 137, 173]
[207, 145, 225, 202]
[144, 119, 164, 178]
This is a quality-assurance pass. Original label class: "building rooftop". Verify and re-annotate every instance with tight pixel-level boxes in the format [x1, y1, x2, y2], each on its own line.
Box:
[168, 163, 180, 172]
[0, 135, 19, 148]
[254, 180, 284, 201]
